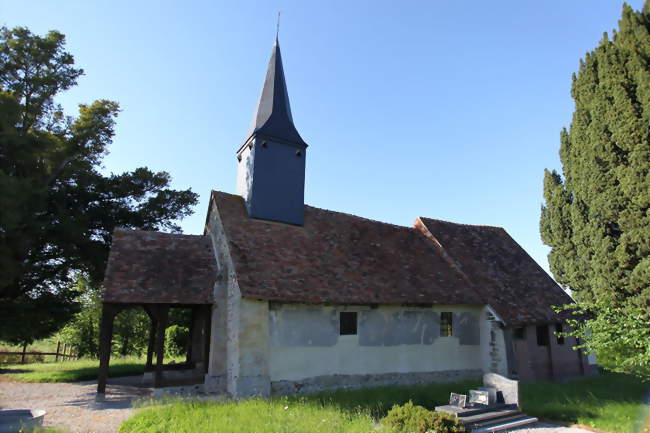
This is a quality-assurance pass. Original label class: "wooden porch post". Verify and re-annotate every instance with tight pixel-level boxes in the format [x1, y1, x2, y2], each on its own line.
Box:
[97, 303, 120, 393]
[203, 305, 212, 373]
[153, 305, 169, 388]
[185, 306, 199, 364]
[145, 316, 157, 370]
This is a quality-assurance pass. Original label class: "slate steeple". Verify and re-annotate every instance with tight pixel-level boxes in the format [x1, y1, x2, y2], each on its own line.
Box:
[236, 38, 307, 226]
[243, 38, 307, 148]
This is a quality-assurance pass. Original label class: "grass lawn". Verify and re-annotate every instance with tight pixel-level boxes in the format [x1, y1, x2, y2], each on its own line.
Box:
[120, 398, 376, 433]
[521, 372, 649, 433]
[0, 357, 146, 382]
[120, 373, 647, 433]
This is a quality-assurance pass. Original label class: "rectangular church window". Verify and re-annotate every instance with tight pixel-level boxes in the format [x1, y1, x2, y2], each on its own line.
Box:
[555, 323, 565, 345]
[340, 312, 357, 335]
[536, 325, 549, 346]
[440, 312, 453, 337]
[513, 327, 526, 340]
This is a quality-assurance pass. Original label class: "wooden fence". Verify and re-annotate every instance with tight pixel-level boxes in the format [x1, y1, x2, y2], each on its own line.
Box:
[0, 342, 79, 364]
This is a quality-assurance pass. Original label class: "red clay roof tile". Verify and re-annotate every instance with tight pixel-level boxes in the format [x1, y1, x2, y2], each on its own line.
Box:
[417, 217, 574, 325]
[102, 229, 216, 304]
[211, 191, 483, 306]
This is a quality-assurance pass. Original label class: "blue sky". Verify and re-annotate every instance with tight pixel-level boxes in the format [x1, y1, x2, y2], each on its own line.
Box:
[1, 0, 643, 273]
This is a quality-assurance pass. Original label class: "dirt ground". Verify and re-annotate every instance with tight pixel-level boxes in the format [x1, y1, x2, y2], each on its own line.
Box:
[0, 376, 150, 433]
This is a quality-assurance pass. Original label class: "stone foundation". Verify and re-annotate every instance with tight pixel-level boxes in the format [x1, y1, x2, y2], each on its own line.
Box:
[271, 369, 482, 395]
[152, 383, 205, 398]
[204, 374, 227, 393]
[141, 365, 204, 387]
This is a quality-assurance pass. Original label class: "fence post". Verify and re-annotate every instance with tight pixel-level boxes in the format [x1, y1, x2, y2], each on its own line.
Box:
[55, 342, 61, 362]
[21, 343, 27, 364]
[63, 344, 68, 362]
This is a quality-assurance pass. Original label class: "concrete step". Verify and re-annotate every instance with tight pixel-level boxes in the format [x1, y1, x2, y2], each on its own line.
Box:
[435, 403, 517, 417]
[466, 413, 529, 429]
[460, 409, 522, 425]
[470, 415, 538, 433]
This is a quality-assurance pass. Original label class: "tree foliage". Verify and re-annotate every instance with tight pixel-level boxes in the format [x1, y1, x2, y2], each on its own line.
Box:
[58, 277, 191, 359]
[541, 2, 650, 377]
[0, 27, 198, 344]
[165, 325, 190, 358]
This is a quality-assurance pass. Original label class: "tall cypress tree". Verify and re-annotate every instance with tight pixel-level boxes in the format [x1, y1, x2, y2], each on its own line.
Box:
[541, 2, 650, 377]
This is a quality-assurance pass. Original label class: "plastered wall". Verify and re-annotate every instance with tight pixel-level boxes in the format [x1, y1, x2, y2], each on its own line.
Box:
[205, 197, 274, 396]
[268, 304, 486, 382]
[204, 198, 230, 393]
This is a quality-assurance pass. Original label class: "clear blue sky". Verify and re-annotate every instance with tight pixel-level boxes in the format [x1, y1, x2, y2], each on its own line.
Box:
[1, 0, 643, 273]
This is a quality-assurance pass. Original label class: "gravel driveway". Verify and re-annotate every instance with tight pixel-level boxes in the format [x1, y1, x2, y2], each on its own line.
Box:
[0, 377, 598, 433]
[0, 376, 151, 433]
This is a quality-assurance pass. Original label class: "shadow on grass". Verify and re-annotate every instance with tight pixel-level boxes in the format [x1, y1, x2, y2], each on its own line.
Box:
[520, 372, 648, 430]
[0, 368, 32, 374]
[0, 361, 146, 383]
[286, 372, 646, 433]
[287, 379, 481, 419]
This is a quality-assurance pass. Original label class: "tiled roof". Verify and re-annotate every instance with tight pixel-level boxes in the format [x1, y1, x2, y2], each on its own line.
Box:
[102, 229, 216, 304]
[211, 191, 483, 306]
[102, 191, 574, 325]
[416, 218, 574, 326]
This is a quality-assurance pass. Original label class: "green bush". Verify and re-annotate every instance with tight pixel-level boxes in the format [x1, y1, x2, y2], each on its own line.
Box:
[380, 401, 465, 433]
[418, 412, 465, 433]
[164, 325, 189, 357]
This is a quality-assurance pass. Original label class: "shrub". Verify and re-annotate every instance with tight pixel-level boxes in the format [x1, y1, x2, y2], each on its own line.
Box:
[164, 325, 189, 357]
[418, 412, 465, 433]
[380, 401, 465, 433]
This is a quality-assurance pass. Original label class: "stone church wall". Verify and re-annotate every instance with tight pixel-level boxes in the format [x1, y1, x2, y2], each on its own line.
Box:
[266, 303, 490, 394]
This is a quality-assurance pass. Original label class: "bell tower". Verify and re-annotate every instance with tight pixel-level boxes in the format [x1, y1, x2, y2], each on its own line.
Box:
[236, 38, 307, 226]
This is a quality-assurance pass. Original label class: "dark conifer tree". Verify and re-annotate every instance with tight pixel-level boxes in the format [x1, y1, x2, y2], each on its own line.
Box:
[541, 2, 650, 377]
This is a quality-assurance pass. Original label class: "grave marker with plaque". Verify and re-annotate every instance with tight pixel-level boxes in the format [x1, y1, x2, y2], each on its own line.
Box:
[468, 389, 489, 406]
[449, 392, 467, 408]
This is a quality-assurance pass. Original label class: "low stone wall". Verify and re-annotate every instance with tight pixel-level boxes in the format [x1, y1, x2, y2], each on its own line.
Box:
[271, 369, 483, 395]
[483, 372, 519, 406]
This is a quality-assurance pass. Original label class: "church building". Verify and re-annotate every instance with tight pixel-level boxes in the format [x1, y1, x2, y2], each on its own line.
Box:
[97, 38, 595, 396]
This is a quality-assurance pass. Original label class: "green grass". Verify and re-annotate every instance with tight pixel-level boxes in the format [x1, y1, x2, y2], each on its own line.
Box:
[521, 372, 649, 433]
[119, 397, 376, 433]
[120, 381, 481, 433]
[0, 357, 146, 382]
[120, 374, 647, 433]
[0, 338, 64, 364]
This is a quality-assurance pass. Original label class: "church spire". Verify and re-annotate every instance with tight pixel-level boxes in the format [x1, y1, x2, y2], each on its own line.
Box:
[243, 39, 307, 148]
[236, 37, 308, 226]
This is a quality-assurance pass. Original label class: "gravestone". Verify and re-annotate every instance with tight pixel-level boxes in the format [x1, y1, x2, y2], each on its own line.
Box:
[449, 392, 467, 408]
[483, 372, 519, 407]
[468, 389, 489, 406]
[477, 386, 497, 405]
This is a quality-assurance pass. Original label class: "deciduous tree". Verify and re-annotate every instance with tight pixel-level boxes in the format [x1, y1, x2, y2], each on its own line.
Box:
[0, 27, 198, 344]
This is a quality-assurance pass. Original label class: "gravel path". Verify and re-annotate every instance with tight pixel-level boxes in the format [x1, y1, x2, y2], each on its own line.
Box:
[0, 377, 599, 433]
[0, 376, 151, 433]
[508, 422, 595, 433]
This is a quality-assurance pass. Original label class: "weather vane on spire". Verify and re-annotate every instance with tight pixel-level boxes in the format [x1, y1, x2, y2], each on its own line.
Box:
[276, 11, 281, 41]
